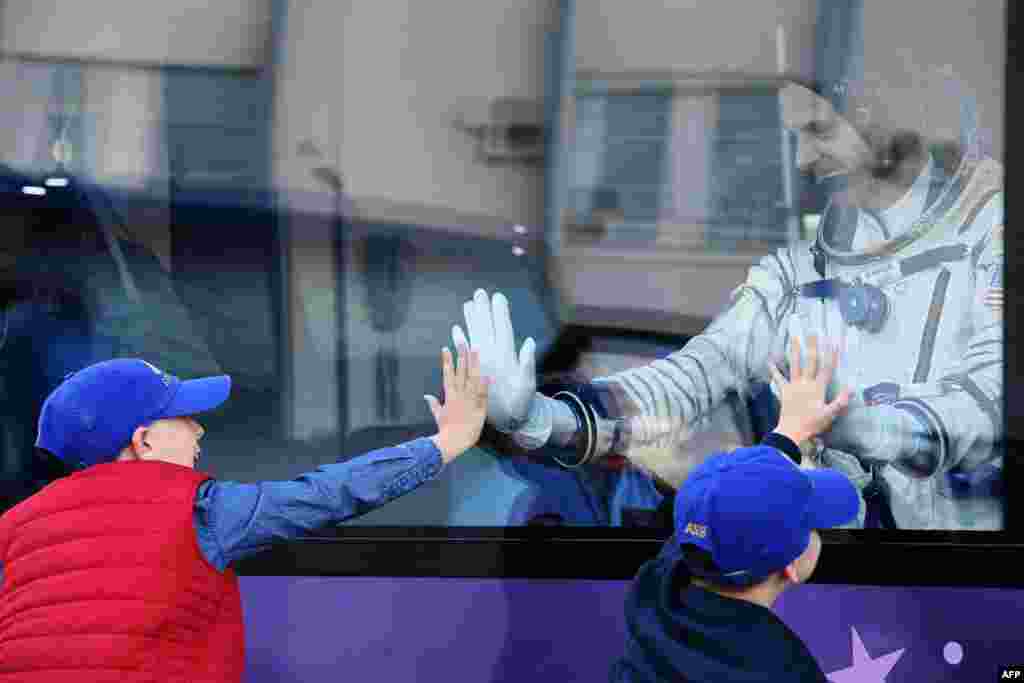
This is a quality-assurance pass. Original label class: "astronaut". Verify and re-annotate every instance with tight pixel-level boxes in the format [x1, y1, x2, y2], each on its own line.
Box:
[453, 78, 1004, 531]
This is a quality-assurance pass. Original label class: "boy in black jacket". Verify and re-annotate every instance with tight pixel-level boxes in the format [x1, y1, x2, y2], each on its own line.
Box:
[612, 336, 858, 682]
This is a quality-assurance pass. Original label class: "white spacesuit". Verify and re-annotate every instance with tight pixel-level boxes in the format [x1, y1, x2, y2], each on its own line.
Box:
[455, 94, 1003, 531]
[588, 149, 1004, 530]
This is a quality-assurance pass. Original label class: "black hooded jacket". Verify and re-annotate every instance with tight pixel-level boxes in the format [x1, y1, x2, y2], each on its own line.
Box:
[610, 536, 828, 682]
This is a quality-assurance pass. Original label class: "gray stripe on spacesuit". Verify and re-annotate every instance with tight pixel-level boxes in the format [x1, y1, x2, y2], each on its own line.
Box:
[649, 360, 689, 402]
[913, 268, 952, 382]
[776, 291, 798, 328]
[680, 360, 711, 420]
[735, 285, 776, 328]
[634, 369, 685, 425]
[900, 245, 968, 277]
[863, 208, 891, 239]
[778, 248, 802, 321]
[622, 372, 660, 417]
[970, 240, 988, 270]
[970, 230, 996, 270]
[613, 375, 649, 417]
[785, 247, 801, 286]
[661, 356, 705, 417]
[968, 327, 1001, 348]
[681, 336, 746, 418]
[953, 374, 1001, 429]
[648, 363, 689, 418]
[968, 339, 1001, 351]
[690, 335, 734, 374]
[687, 355, 715, 416]
[663, 356, 704, 409]
[967, 360, 1001, 376]
[770, 253, 794, 293]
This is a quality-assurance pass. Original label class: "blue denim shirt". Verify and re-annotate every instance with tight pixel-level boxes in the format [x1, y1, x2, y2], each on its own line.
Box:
[0, 438, 441, 584]
[192, 437, 442, 571]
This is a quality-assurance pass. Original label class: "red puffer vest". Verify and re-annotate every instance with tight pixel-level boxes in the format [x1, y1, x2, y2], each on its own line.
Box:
[0, 461, 245, 682]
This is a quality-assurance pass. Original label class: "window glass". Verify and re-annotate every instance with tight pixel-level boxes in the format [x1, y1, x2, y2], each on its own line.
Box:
[0, 1, 1006, 534]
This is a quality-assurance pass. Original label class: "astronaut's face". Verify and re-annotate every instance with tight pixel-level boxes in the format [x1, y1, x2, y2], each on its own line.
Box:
[780, 83, 874, 184]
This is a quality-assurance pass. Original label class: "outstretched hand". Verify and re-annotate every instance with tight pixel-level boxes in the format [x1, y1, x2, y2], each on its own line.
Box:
[426, 344, 490, 463]
[452, 289, 537, 433]
[769, 335, 851, 445]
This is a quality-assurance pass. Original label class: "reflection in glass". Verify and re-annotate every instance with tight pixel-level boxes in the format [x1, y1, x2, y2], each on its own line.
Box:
[0, 2, 1005, 534]
[524, 3, 1004, 531]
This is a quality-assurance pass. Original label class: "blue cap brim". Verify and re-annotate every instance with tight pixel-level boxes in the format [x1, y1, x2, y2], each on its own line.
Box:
[803, 468, 860, 529]
[159, 375, 232, 419]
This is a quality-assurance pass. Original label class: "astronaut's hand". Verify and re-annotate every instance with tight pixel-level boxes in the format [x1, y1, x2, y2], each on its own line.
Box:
[817, 448, 868, 528]
[822, 404, 920, 462]
[452, 289, 537, 433]
[819, 447, 871, 490]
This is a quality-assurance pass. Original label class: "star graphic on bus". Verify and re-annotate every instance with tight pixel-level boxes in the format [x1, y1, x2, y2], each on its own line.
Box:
[826, 627, 905, 682]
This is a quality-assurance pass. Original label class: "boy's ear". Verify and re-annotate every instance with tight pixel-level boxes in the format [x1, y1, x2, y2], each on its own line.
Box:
[781, 562, 802, 585]
[128, 425, 151, 455]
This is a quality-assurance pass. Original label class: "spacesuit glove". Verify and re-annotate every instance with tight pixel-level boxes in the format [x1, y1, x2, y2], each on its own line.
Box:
[822, 404, 931, 465]
[816, 447, 869, 528]
[452, 289, 537, 434]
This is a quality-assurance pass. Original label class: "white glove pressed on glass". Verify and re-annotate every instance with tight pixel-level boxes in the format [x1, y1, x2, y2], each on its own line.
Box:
[452, 289, 556, 449]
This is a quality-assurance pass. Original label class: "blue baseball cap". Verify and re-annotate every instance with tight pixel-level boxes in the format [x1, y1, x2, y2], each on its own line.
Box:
[36, 358, 232, 468]
[675, 446, 859, 586]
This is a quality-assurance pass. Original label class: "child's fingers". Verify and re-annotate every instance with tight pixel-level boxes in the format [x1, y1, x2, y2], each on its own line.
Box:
[452, 325, 470, 352]
[441, 347, 455, 398]
[818, 341, 840, 388]
[824, 388, 852, 420]
[466, 349, 487, 405]
[477, 375, 492, 407]
[789, 334, 803, 379]
[804, 335, 819, 378]
[459, 343, 475, 390]
[467, 348, 481, 387]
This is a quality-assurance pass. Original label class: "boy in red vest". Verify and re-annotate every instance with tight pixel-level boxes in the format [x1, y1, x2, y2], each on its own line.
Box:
[0, 345, 487, 682]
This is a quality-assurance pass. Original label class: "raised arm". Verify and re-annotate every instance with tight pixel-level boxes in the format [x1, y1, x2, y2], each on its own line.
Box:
[193, 344, 489, 571]
[454, 249, 795, 485]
